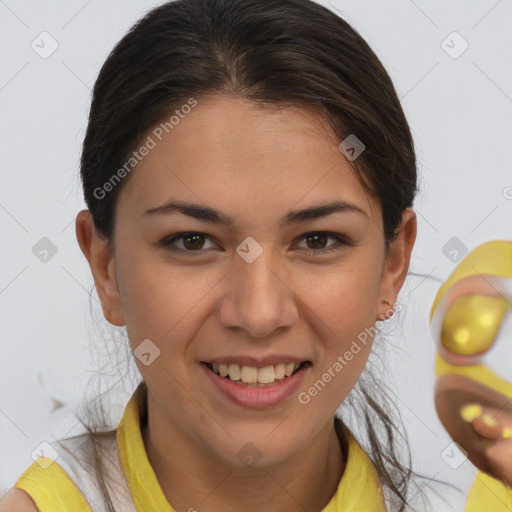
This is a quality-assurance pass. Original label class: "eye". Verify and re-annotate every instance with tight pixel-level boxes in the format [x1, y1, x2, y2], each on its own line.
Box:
[159, 231, 350, 257]
[294, 232, 350, 257]
[159, 232, 217, 256]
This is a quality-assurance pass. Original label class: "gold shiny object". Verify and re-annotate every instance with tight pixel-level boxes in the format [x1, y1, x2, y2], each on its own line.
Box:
[430, 240, 512, 322]
[441, 295, 511, 355]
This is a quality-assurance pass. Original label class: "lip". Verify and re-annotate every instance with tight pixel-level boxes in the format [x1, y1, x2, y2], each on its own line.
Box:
[203, 355, 309, 367]
[200, 361, 311, 409]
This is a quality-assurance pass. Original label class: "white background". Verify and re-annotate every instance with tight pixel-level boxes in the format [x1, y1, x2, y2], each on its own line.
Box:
[1, 0, 511, 509]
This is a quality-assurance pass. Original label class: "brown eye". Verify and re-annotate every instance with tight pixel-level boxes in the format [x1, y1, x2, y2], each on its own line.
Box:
[181, 233, 206, 250]
[159, 231, 350, 258]
[160, 232, 217, 255]
[295, 232, 349, 257]
[305, 233, 328, 249]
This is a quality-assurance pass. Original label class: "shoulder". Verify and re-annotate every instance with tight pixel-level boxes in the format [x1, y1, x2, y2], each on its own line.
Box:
[0, 488, 39, 512]
[11, 442, 97, 512]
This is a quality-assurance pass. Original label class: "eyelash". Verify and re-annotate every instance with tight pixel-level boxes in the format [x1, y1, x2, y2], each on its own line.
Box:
[159, 231, 350, 258]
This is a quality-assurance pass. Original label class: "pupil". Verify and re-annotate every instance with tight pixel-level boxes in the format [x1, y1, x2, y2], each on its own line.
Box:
[184, 234, 203, 250]
[308, 233, 327, 249]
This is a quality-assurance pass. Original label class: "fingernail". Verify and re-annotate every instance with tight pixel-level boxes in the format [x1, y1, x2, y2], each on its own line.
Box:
[461, 404, 482, 422]
[503, 427, 512, 439]
[482, 413, 497, 427]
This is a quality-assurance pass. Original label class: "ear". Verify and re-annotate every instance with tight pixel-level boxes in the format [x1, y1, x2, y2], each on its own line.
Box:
[75, 210, 125, 326]
[377, 208, 417, 320]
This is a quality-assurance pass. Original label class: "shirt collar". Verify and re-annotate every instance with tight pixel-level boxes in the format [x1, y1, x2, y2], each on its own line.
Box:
[116, 383, 385, 512]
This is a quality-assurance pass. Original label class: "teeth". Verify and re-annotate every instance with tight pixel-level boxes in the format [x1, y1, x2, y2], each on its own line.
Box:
[285, 363, 295, 377]
[274, 363, 286, 379]
[258, 366, 275, 384]
[241, 366, 258, 383]
[228, 364, 241, 381]
[213, 362, 303, 384]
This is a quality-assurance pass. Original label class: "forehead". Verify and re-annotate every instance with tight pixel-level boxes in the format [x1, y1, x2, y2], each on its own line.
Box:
[116, 94, 381, 227]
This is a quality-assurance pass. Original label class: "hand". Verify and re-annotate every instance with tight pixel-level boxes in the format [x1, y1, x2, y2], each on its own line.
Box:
[435, 371, 512, 486]
[467, 404, 512, 486]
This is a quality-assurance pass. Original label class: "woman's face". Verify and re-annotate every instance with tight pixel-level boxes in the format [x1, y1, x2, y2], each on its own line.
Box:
[80, 94, 415, 466]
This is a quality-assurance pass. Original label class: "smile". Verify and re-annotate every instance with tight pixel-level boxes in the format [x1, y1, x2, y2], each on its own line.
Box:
[200, 360, 312, 408]
[203, 361, 310, 387]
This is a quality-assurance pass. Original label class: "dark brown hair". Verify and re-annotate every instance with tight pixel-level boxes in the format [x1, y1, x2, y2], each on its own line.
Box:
[71, 0, 449, 510]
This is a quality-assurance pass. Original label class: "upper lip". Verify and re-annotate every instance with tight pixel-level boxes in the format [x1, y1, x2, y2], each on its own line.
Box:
[202, 355, 311, 368]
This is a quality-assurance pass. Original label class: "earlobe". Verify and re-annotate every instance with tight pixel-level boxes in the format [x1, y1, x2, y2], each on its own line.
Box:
[377, 208, 417, 320]
[377, 299, 395, 321]
[75, 210, 126, 326]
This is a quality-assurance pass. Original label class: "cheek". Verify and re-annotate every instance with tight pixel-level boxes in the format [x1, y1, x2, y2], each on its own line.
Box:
[115, 250, 220, 348]
[306, 259, 381, 391]
[298, 256, 382, 338]
[115, 247, 177, 340]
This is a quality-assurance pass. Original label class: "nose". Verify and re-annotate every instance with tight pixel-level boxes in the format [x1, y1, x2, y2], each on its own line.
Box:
[216, 247, 299, 338]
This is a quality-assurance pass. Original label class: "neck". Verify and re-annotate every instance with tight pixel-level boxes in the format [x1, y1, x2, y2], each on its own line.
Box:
[141, 392, 345, 512]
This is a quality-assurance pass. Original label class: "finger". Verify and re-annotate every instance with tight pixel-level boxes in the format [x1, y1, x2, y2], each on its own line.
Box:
[473, 415, 505, 440]
[460, 403, 512, 440]
[485, 438, 512, 486]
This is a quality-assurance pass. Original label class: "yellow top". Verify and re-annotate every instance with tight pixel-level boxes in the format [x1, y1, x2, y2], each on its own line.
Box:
[15, 384, 386, 511]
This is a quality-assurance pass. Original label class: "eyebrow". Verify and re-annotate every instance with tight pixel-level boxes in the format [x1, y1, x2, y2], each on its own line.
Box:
[143, 199, 368, 225]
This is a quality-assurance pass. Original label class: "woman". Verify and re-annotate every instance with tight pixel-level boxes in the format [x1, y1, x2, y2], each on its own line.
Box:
[2, 0, 423, 510]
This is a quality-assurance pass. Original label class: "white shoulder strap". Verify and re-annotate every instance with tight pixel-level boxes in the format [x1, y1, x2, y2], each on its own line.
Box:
[54, 434, 137, 512]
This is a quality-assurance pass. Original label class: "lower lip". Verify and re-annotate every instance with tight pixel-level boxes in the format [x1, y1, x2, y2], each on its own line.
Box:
[200, 363, 310, 409]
